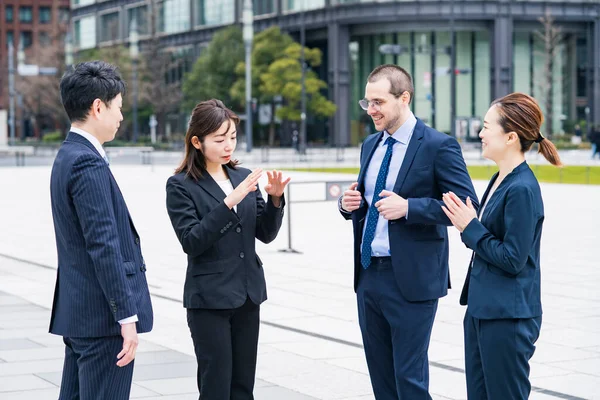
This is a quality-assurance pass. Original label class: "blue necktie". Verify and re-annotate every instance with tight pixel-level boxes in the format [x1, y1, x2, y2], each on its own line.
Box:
[361, 136, 397, 269]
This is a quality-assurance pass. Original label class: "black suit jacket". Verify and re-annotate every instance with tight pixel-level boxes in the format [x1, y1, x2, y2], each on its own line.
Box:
[166, 165, 285, 309]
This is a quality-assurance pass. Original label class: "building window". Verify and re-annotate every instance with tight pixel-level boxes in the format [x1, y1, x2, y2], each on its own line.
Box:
[254, 0, 275, 16]
[159, 0, 190, 33]
[282, 0, 325, 12]
[128, 5, 149, 36]
[74, 16, 96, 49]
[5, 5, 14, 23]
[100, 12, 120, 43]
[20, 31, 33, 49]
[72, 0, 95, 7]
[39, 7, 52, 24]
[19, 6, 33, 23]
[196, 0, 234, 27]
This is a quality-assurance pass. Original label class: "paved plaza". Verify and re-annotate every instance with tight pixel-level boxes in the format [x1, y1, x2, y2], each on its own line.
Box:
[0, 162, 598, 399]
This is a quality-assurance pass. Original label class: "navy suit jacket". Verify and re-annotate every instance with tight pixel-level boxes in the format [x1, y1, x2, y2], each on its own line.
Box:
[460, 161, 543, 319]
[166, 166, 285, 309]
[49, 132, 153, 337]
[342, 119, 478, 301]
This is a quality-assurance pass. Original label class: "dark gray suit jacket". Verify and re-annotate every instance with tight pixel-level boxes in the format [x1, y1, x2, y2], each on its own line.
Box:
[49, 132, 153, 337]
[166, 166, 285, 309]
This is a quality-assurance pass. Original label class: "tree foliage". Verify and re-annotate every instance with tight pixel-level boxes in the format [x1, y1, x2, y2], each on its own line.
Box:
[231, 26, 336, 146]
[182, 26, 244, 112]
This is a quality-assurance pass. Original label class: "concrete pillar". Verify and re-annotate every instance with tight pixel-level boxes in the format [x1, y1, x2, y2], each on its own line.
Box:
[592, 18, 600, 128]
[328, 23, 350, 146]
[492, 16, 513, 100]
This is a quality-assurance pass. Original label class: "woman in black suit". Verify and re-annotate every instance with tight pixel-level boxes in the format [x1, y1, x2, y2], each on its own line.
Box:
[166, 99, 290, 399]
[441, 93, 562, 399]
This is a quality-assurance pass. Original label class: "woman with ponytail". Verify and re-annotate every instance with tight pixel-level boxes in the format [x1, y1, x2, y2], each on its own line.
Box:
[441, 92, 561, 399]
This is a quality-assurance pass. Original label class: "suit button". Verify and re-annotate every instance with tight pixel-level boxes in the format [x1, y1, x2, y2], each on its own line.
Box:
[140, 263, 146, 272]
[236, 227, 241, 233]
[135, 237, 140, 244]
[239, 252, 245, 259]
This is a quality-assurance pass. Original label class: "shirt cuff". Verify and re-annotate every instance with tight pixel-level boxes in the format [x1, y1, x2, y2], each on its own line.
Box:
[405, 202, 409, 220]
[118, 315, 138, 325]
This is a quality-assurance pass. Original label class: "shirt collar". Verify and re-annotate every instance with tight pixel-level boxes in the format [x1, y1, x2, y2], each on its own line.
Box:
[70, 127, 106, 158]
[383, 111, 417, 145]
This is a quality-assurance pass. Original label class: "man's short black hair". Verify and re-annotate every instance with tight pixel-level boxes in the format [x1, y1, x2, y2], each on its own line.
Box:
[60, 61, 126, 123]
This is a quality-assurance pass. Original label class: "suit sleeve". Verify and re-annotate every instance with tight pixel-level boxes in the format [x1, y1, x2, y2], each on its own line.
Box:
[339, 140, 364, 220]
[69, 155, 137, 322]
[461, 184, 538, 275]
[255, 183, 285, 244]
[406, 138, 479, 225]
[166, 177, 240, 258]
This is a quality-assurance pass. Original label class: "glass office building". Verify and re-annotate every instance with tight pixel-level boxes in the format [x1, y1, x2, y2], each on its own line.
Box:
[70, 0, 599, 146]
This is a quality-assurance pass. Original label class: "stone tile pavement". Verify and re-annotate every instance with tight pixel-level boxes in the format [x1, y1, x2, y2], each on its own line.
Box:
[0, 164, 598, 399]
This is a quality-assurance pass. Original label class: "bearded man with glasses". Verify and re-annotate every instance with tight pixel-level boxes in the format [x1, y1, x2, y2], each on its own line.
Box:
[339, 64, 478, 399]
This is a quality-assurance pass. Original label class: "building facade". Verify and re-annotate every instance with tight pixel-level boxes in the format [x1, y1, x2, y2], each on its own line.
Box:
[0, 0, 70, 138]
[70, 0, 600, 146]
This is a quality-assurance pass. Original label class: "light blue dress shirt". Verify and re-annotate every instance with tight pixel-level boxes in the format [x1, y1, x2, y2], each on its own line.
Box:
[362, 112, 417, 257]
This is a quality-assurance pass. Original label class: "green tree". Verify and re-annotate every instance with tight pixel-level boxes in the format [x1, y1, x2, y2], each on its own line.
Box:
[182, 26, 244, 112]
[231, 27, 294, 146]
[231, 27, 336, 146]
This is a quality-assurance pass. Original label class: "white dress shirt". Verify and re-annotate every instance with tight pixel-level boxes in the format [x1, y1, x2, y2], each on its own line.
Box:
[361, 112, 417, 257]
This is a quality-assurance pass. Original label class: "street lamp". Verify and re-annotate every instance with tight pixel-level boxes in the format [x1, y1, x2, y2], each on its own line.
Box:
[242, 0, 253, 153]
[7, 40, 16, 145]
[299, 0, 307, 156]
[129, 18, 140, 143]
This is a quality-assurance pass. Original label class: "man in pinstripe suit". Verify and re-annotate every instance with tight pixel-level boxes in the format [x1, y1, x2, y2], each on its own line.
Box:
[49, 61, 153, 400]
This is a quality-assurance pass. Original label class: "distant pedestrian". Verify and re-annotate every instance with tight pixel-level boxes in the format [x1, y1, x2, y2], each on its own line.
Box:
[591, 127, 600, 160]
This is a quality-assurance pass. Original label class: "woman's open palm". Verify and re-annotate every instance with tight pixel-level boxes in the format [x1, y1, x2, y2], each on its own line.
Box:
[264, 170, 291, 197]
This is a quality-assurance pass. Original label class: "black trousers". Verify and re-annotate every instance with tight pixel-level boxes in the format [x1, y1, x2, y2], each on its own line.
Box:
[187, 297, 260, 400]
[58, 336, 134, 400]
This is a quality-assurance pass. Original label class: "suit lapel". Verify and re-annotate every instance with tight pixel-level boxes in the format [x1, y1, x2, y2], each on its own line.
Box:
[392, 119, 424, 193]
[357, 132, 383, 193]
[196, 172, 227, 203]
[478, 172, 498, 218]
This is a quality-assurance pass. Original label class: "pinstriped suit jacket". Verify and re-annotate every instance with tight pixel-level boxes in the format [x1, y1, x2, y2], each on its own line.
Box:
[49, 132, 153, 337]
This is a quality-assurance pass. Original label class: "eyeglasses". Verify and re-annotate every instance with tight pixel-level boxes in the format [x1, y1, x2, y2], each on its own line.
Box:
[359, 91, 409, 111]
[358, 99, 383, 111]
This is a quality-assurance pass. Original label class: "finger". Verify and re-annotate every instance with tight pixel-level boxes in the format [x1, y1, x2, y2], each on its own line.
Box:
[117, 346, 128, 360]
[442, 194, 460, 213]
[466, 196, 474, 209]
[379, 190, 394, 198]
[266, 170, 273, 182]
[281, 176, 291, 187]
[349, 182, 358, 190]
[448, 192, 465, 208]
[442, 194, 454, 209]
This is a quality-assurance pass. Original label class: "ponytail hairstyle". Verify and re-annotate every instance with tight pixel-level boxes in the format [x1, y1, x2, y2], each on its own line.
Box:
[492, 92, 562, 167]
